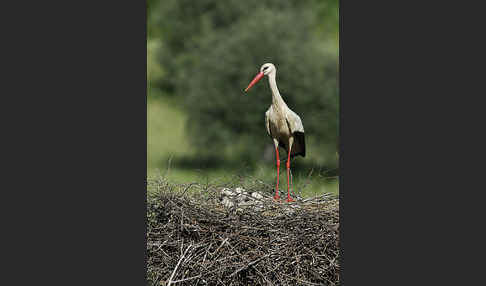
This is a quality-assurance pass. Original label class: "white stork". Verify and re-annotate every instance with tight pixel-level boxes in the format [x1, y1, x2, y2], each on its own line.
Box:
[244, 63, 305, 202]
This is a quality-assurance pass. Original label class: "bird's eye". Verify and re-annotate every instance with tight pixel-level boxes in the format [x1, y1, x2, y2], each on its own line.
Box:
[263, 66, 269, 70]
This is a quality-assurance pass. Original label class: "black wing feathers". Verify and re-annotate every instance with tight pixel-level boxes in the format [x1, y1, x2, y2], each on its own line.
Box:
[293, 131, 305, 158]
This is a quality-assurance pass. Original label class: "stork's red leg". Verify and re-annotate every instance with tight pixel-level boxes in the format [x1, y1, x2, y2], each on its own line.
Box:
[274, 147, 280, 200]
[286, 147, 294, 203]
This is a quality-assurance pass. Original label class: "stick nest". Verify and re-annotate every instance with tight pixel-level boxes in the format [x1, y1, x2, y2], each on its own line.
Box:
[147, 177, 340, 285]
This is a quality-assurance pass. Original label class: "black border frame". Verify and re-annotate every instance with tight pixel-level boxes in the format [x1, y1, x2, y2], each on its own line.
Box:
[4, 0, 481, 284]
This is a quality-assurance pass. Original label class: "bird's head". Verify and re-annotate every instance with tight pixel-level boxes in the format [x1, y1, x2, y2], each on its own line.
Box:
[260, 63, 276, 75]
[244, 63, 276, 92]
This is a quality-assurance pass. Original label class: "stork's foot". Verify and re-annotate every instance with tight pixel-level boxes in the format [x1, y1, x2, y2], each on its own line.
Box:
[273, 194, 281, 201]
[285, 196, 294, 203]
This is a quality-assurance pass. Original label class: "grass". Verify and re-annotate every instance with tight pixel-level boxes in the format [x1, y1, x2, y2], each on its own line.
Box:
[149, 166, 338, 198]
[147, 91, 339, 198]
[147, 93, 192, 170]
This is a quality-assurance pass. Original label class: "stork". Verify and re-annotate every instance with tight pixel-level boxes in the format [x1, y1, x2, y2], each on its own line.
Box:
[244, 63, 305, 202]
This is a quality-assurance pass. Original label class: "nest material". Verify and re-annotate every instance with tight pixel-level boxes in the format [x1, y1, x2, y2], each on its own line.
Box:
[147, 179, 339, 285]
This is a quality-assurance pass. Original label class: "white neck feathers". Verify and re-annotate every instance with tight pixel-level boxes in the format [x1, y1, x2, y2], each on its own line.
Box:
[268, 71, 286, 108]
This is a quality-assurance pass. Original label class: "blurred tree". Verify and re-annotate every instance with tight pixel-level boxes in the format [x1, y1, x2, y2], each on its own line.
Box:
[147, 39, 164, 89]
[155, 0, 328, 92]
[152, 0, 339, 168]
[147, 0, 165, 90]
[147, 0, 161, 39]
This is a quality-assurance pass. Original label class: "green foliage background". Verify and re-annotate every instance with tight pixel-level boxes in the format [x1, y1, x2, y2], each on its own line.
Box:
[148, 0, 339, 180]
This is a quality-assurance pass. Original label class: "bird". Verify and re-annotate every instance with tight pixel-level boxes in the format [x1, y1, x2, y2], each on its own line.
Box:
[244, 63, 305, 202]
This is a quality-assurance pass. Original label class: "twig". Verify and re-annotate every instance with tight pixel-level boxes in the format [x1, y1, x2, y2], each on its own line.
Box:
[167, 244, 192, 286]
[212, 237, 229, 257]
[228, 253, 271, 277]
[169, 274, 202, 284]
[165, 155, 173, 177]
[280, 273, 326, 285]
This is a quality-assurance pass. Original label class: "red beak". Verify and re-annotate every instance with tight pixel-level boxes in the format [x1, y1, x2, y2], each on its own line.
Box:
[244, 72, 264, 92]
